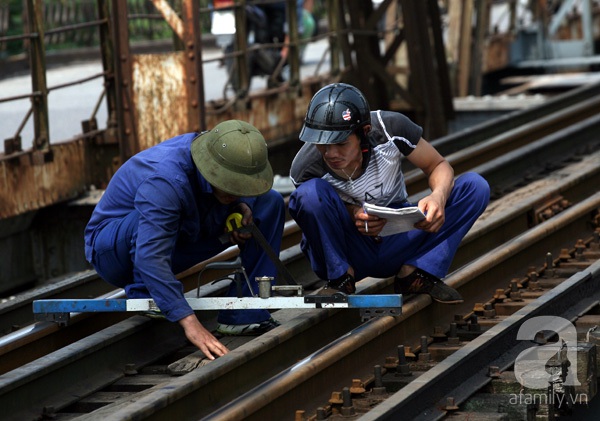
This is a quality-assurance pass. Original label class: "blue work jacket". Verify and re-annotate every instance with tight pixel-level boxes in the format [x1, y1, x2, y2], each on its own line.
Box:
[84, 132, 254, 321]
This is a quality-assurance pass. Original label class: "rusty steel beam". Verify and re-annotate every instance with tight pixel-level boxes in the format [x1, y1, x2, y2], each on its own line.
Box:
[347, 1, 392, 110]
[334, 0, 352, 77]
[401, 0, 449, 139]
[25, 0, 50, 158]
[182, 0, 206, 133]
[427, 0, 455, 120]
[0, 81, 319, 220]
[326, 0, 341, 76]
[457, 0, 474, 97]
[110, 0, 138, 164]
[151, 0, 185, 39]
[469, 0, 491, 96]
[148, 0, 205, 133]
[233, 0, 250, 98]
[95, 0, 119, 144]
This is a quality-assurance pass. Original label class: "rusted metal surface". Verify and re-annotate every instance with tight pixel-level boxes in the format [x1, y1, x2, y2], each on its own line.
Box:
[401, 0, 452, 139]
[132, 52, 190, 149]
[484, 33, 513, 73]
[96, 0, 119, 145]
[111, 0, 138, 166]
[26, 0, 50, 154]
[0, 141, 88, 220]
[3, 0, 598, 216]
[204, 84, 314, 147]
[129, 53, 316, 151]
[181, 0, 206, 133]
[0, 77, 316, 221]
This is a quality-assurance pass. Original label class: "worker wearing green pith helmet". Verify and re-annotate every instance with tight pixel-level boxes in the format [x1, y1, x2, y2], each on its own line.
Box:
[84, 120, 285, 360]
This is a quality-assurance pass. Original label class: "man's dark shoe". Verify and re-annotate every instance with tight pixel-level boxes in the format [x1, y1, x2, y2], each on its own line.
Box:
[316, 273, 356, 295]
[394, 269, 463, 304]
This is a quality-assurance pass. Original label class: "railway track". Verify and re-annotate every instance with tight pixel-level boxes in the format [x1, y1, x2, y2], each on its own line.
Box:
[0, 85, 599, 420]
[3, 155, 597, 421]
[209, 196, 600, 421]
[2, 81, 598, 341]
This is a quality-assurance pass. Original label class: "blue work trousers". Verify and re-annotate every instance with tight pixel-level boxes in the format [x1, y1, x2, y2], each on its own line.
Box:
[288, 173, 490, 282]
[92, 189, 285, 325]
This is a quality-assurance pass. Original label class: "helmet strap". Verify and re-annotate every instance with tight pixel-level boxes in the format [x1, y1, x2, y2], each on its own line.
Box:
[357, 127, 371, 170]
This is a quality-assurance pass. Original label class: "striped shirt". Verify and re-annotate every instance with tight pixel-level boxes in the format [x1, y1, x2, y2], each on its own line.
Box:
[290, 110, 423, 206]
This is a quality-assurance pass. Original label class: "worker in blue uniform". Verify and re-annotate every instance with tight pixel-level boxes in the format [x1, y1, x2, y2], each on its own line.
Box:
[84, 120, 285, 360]
[289, 83, 490, 303]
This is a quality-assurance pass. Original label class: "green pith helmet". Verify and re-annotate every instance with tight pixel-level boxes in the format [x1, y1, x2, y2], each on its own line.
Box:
[191, 120, 273, 196]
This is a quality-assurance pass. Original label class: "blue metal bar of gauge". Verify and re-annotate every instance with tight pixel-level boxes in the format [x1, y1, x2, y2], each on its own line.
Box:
[32, 295, 402, 314]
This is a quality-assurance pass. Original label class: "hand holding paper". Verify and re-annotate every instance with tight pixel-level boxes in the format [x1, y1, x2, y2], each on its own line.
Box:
[362, 203, 425, 236]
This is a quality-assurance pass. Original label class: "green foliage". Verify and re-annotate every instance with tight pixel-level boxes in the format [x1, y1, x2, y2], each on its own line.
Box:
[0, 0, 213, 57]
[0, 0, 22, 55]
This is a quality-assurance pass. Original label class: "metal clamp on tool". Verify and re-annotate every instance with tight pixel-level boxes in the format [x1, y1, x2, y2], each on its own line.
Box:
[219, 212, 299, 288]
[34, 310, 71, 326]
[272, 285, 303, 296]
[304, 292, 349, 305]
[360, 307, 402, 322]
[196, 256, 254, 298]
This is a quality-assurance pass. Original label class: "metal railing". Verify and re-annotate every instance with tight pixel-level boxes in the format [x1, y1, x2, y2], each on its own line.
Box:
[0, 0, 338, 157]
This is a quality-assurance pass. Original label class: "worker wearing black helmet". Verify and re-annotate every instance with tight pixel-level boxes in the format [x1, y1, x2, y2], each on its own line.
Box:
[85, 120, 285, 360]
[289, 83, 490, 303]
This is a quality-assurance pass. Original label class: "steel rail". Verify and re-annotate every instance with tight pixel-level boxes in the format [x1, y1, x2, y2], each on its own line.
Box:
[406, 94, 600, 194]
[179, 193, 600, 421]
[0, 315, 192, 421]
[0, 271, 114, 336]
[408, 111, 600, 206]
[0, 221, 301, 374]
[363, 264, 600, 420]
[450, 149, 600, 271]
[469, 113, 600, 197]
[430, 80, 600, 157]
[406, 109, 600, 202]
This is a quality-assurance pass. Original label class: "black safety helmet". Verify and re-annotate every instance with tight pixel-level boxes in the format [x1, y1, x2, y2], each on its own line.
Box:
[299, 83, 371, 144]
